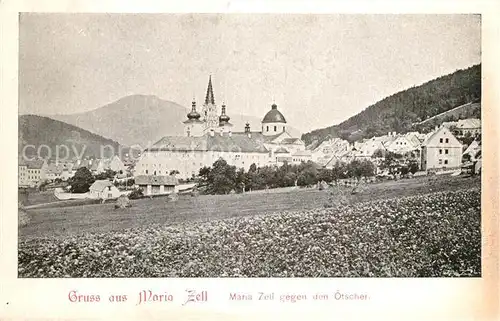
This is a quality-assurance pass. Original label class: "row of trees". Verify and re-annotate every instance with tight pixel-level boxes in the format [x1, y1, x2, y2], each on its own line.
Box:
[198, 159, 376, 195]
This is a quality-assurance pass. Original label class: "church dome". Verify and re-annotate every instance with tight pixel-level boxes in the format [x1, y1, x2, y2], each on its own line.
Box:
[219, 114, 230, 123]
[219, 103, 230, 124]
[187, 100, 201, 120]
[262, 103, 287, 123]
[187, 110, 201, 120]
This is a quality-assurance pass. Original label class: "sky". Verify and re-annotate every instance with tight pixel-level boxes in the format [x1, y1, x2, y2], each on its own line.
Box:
[19, 14, 481, 133]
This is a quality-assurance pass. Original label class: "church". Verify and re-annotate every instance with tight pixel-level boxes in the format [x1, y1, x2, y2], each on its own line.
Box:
[134, 76, 309, 179]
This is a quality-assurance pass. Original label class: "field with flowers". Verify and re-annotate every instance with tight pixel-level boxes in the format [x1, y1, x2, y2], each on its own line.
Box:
[18, 176, 481, 277]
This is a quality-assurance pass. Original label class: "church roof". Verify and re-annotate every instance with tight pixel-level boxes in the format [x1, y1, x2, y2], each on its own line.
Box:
[207, 133, 268, 153]
[183, 118, 204, 124]
[150, 136, 208, 151]
[149, 133, 269, 153]
[274, 147, 290, 154]
[262, 104, 287, 124]
[232, 131, 284, 144]
[281, 138, 302, 145]
[205, 75, 215, 105]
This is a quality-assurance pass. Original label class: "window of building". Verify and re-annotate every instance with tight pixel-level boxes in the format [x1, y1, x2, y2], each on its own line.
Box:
[145, 170, 148, 174]
[266, 126, 269, 132]
[445, 138, 449, 143]
[445, 149, 449, 154]
[274, 126, 277, 132]
[439, 149, 442, 154]
[439, 138, 443, 143]
[438, 159, 442, 165]
[444, 160, 448, 165]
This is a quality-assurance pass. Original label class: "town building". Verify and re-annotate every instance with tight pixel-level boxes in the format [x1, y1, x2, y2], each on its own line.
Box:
[45, 161, 75, 182]
[18, 160, 28, 187]
[46, 163, 63, 181]
[420, 126, 462, 171]
[89, 180, 121, 200]
[311, 138, 350, 166]
[135, 175, 178, 196]
[385, 132, 422, 155]
[463, 139, 481, 161]
[72, 156, 127, 175]
[134, 76, 306, 179]
[354, 133, 398, 157]
[19, 159, 48, 187]
[454, 118, 481, 137]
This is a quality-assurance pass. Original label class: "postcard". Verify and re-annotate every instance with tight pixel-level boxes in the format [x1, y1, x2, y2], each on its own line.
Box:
[1, 0, 499, 320]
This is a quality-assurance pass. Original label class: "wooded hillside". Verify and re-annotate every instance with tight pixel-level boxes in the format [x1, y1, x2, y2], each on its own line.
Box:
[302, 64, 481, 145]
[18, 115, 127, 159]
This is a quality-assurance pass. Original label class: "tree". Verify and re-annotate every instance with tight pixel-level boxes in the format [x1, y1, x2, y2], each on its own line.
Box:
[198, 166, 211, 185]
[68, 167, 95, 193]
[169, 169, 180, 175]
[358, 160, 376, 177]
[297, 171, 317, 187]
[283, 172, 297, 187]
[205, 159, 237, 194]
[318, 169, 333, 183]
[408, 159, 419, 174]
[372, 149, 385, 158]
[235, 168, 246, 192]
[95, 169, 116, 180]
[129, 187, 144, 200]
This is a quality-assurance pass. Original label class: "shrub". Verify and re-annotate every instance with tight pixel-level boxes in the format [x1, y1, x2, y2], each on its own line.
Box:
[128, 188, 144, 200]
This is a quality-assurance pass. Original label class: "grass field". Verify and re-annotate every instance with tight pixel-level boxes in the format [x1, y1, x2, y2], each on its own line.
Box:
[20, 175, 480, 240]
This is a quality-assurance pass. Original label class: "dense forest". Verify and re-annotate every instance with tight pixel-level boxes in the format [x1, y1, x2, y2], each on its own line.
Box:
[302, 64, 481, 146]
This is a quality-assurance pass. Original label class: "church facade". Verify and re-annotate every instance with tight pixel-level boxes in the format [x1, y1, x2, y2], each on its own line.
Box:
[134, 76, 309, 179]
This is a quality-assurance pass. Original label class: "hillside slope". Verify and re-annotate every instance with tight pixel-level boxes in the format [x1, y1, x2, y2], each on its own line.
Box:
[46, 95, 273, 147]
[302, 64, 481, 145]
[19, 115, 126, 160]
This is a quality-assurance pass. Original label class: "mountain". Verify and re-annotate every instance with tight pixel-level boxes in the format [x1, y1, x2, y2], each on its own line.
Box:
[18, 115, 129, 160]
[302, 64, 481, 146]
[45, 95, 282, 147]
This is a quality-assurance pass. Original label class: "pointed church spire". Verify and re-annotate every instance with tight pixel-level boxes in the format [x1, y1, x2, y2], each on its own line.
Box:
[205, 75, 215, 105]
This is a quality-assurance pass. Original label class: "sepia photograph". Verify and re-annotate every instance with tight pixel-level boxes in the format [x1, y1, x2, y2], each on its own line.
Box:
[17, 13, 482, 278]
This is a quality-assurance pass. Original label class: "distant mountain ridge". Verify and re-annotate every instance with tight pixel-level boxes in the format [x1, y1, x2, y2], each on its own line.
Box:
[302, 64, 481, 145]
[18, 115, 128, 160]
[44, 95, 295, 147]
[46, 95, 188, 147]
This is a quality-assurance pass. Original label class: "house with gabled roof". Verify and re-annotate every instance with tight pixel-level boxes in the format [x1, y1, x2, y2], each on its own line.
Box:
[385, 132, 422, 155]
[454, 118, 481, 137]
[311, 138, 350, 164]
[421, 126, 462, 171]
[135, 175, 178, 196]
[89, 180, 121, 199]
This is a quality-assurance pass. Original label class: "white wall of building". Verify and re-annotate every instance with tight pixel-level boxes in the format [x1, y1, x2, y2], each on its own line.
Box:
[262, 122, 287, 136]
[135, 150, 269, 179]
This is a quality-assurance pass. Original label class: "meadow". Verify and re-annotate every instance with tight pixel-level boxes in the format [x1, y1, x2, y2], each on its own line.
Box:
[18, 175, 481, 278]
[19, 175, 479, 239]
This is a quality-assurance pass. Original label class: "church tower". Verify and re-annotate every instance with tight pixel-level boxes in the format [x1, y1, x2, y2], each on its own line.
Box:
[183, 98, 204, 137]
[218, 102, 233, 134]
[201, 76, 219, 133]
